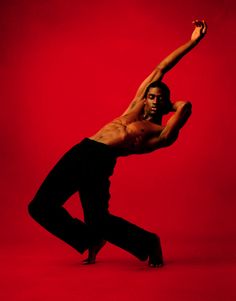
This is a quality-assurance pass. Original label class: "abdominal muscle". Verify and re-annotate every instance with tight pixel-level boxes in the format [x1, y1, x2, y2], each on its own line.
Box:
[90, 117, 164, 155]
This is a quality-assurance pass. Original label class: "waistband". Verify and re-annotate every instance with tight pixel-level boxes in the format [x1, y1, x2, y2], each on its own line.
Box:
[79, 138, 118, 159]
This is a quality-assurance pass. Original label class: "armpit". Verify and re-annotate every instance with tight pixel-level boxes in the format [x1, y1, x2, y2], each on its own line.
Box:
[122, 98, 144, 116]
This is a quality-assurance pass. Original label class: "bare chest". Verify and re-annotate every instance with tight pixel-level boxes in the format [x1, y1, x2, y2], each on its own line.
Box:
[123, 120, 163, 151]
[126, 120, 163, 137]
[90, 117, 164, 155]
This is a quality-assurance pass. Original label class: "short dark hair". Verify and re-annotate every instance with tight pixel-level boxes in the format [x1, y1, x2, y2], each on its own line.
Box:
[144, 81, 170, 99]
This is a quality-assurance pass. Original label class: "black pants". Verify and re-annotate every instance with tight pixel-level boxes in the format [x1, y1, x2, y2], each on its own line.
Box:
[28, 138, 157, 260]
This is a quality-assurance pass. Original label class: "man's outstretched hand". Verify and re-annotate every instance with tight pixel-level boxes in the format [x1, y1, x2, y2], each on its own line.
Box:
[191, 20, 207, 42]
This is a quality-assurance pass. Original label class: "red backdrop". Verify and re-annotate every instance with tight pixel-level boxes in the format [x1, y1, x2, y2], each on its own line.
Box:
[1, 0, 235, 249]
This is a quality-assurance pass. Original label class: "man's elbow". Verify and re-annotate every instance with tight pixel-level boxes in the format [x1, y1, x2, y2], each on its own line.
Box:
[174, 101, 192, 124]
[182, 102, 192, 120]
[156, 64, 167, 75]
[183, 101, 192, 112]
[174, 101, 192, 112]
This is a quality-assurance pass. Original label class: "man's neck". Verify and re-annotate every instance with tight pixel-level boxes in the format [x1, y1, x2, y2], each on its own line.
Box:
[143, 112, 163, 125]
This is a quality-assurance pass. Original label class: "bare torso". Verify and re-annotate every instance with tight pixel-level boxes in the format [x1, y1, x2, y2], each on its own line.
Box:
[90, 110, 165, 156]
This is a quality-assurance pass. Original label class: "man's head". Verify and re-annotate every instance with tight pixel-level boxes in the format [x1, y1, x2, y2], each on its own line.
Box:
[144, 81, 172, 117]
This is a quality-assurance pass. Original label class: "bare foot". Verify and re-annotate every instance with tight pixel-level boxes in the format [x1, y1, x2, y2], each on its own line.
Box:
[83, 240, 107, 264]
[148, 235, 164, 268]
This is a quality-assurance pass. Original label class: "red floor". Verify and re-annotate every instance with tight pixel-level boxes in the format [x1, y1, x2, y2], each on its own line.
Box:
[1, 236, 235, 301]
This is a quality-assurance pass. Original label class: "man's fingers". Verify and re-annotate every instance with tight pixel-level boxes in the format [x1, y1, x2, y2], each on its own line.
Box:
[192, 19, 204, 27]
[192, 19, 207, 36]
[192, 19, 200, 26]
[202, 20, 208, 34]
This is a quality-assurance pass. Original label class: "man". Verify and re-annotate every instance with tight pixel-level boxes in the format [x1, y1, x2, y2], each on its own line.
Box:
[28, 20, 207, 267]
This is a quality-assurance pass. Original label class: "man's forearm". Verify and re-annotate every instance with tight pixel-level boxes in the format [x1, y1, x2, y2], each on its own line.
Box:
[157, 20, 207, 74]
[158, 39, 198, 74]
[170, 101, 192, 130]
[160, 101, 192, 142]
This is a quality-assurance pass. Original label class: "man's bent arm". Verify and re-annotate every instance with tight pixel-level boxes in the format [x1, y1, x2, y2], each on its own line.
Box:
[159, 101, 192, 146]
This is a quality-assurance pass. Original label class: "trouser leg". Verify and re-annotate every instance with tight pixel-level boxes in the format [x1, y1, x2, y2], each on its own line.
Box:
[102, 214, 157, 261]
[28, 145, 91, 254]
[79, 177, 157, 261]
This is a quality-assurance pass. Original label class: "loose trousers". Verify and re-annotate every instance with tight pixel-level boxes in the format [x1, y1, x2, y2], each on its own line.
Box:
[28, 138, 157, 260]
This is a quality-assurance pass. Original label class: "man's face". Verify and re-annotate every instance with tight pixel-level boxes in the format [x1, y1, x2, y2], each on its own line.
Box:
[144, 87, 170, 116]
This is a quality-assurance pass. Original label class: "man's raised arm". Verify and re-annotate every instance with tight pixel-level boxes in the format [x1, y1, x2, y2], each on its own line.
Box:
[123, 20, 207, 115]
[157, 20, 207, 74]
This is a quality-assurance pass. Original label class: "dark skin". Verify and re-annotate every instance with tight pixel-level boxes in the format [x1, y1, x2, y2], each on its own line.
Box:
[83, 20, 207, 266]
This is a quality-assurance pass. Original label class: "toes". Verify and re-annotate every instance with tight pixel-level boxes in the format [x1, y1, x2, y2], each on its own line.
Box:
[148, 261, 164, 268]
[148, 235, 164, 267]
[82, 258, 96, 265]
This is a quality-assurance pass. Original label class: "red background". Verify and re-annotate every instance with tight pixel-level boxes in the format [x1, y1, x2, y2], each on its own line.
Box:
[1, 0, 235, 300]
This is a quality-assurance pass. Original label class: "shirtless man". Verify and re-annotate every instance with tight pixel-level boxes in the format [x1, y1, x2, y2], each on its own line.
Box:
[28, 20, 207, 267]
